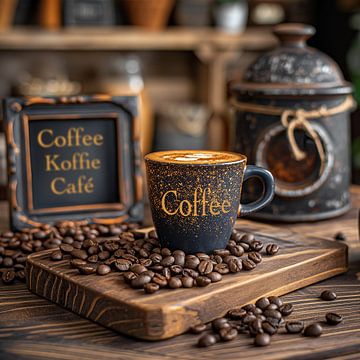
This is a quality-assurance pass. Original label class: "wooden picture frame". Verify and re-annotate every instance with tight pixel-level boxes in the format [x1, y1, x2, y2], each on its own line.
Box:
[3, 95, 143, 230]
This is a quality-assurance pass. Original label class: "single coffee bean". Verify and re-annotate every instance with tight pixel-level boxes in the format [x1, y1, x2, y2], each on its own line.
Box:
[51, 250, 63, 261]
[16, 270, 26, 282]
[97, 264, 111, 275]
[78, 264, 97, 275]
[170, 265, 183, 275]
[280, 303, 294, 316]
[115, 259, 132, 271]
[153, 273, 168, 287]
[3, 257, 14, 267]
[131, 274, 152, 288]
[249, 318, 264, 336]
[262, 321, 277, 335]
[196, 276, 211, 287]
[149, 253, 162, 263]
[255, 297, 270, 310]
[60, 244, 74, 253]
[183, 268, 199, 278]
[334, 232, 346, 241]
[212, 318, 230, 332]
[173, 250, 185, 266]
[326, 312, 343, 325]
[228, 258, 242, 273]
[250, 240, 263, 252]
[162, 267, 171, 280]
[321, 290, 337, 301]
[219, 327, 238, 341]
[87, 255, 99, 263]
[241, 233, 255, 244]
[213, 249, 230, 257]
[243, 303, 256, 312]
[87, 246, 99, 256]
[266, 317, 281, 328]
[123, 271, 137, 283]
[213, 261, 230, 274]
[286, 321, 304, 334]
[266, 244, 279, 255]
[160, 256, 175, 267]
[304, 323, 323, 337]
[161, 248, 172, 257]
[198, 334, 217, 347]
[243, 314, 257, 324]
[264, 309, 282, 320]
[198, 260, 213, 275]
[130, 264, 147, 274]
[2, 270, 15, 284]
[70, 249, 88, 261]
[168, 277, 182, 289]
[144, 282, 160, 294]
[229, 245, 244, 257]
[228, 308, 247, 320]
[181, 276, 194, 288]
[70, 259, 87, 268]
[184, 255, 200, 269]
[242, 259, 256, 270]
[98, 251, 110, 261]
[254, 333, 271, 346]
[268, 296, 283, 308]
[207, 272, 222, 283]
[265, 303, 278, 311]
[248, 252, 262, 264]
[239, 242, 250, 252]
[190, 323, 207, 334]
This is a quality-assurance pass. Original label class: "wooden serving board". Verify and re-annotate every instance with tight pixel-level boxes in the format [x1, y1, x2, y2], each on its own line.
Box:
[26, 221, 348, 341]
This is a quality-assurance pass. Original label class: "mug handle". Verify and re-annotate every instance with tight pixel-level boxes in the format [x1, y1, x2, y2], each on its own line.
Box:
[239, 165, 275, 216]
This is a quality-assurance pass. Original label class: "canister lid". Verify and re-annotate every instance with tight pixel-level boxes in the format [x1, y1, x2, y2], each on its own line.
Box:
[232, 23, 353, 96]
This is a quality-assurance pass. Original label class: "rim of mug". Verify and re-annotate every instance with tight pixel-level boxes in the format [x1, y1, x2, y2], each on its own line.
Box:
[144, 150, 247, 165]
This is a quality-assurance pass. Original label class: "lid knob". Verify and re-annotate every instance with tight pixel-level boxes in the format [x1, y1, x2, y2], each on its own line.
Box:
[273, 23, 315, 47]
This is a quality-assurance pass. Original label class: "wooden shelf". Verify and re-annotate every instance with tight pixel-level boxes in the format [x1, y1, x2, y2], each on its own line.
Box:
[0, 27, 276, 51]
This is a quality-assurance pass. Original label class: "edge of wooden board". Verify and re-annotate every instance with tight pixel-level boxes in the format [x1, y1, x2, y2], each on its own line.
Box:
[26, 237, 348, 340]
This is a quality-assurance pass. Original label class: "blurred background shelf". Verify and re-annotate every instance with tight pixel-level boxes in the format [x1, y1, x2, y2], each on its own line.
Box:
[0, 27, 276, 51]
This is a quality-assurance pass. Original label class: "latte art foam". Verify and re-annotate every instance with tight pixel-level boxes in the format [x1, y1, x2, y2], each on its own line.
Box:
[145, 150, 245, 165]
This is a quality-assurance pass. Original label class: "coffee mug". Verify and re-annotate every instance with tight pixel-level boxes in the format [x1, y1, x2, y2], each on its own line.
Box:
[145, 150, 274, 253]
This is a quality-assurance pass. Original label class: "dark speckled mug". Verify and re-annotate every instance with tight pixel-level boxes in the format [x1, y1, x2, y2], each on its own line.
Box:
[145, 150, 274, 253]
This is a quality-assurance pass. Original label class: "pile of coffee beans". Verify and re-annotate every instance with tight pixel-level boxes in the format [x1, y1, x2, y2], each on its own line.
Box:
[0, 222, 139, 285]
[193, 292, 342, 348]
[46, 227, 279, 293]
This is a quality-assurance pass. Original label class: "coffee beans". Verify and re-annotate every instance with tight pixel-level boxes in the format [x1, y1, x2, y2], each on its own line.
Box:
[97, 264, 111, 275]
[266, 244, 279, 255]
[304, 323, 323, 337]
[190, 323, 207, 334]
[286, 321, 304, 333]
[320, 290, 337, 301]
[325, 312, 342, 325]
[254, 333, 271, 346]
[198, 334, 217, 347]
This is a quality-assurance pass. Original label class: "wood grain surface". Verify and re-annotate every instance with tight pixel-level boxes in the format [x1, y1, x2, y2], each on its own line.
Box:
[1, 187, 360, 359]
[25, 223, 347, 340]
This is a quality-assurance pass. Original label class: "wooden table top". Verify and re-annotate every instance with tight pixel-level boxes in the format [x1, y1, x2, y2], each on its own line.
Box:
[1, 187, 360, 360]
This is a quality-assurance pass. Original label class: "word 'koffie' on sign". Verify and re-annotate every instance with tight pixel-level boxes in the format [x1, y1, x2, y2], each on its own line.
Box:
[37, 127, 104, 195]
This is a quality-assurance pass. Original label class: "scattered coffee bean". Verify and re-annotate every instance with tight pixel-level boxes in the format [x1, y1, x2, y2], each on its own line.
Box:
[262, 322, 277, 335]
[131, 274, 152, 288]
[190, 323, 207, 334]
[254, 333, 271, 346]
[286, 321, 304, 334]
[51, 250, 63, 261]
[334, 232, 346, 241]
[250, 240, 264, 252]
[181, 276, 194, 288]
[228, 308, 247, 320]
[266, 244, 279, 255]
[78, 264, 97, 275]
[321, 290, 337, 301]
[196, 276, 211, 287]
[144, 283, 160, 294]
[325, 312, 343, 325]
[219, 327, 238, 341]
[2, 270, 15, 284]
[242, 258, 256, 270]
[168, 277, 182, 289]
[207, 272, 222, 283]
[97, 264, 111, 276]
[256, 297, 270, 310]
[212, 318, 230, 332]
[280, 303, 294, 316]
[198, 334, 217, 347]
[198, 260, 213, 275]
[268, 296, 283, 308]
[248, 252, 262, 264]
[304, 323, 323, 337]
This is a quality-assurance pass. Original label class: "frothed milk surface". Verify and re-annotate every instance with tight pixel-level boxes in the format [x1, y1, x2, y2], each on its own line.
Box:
[145, 150, 246, 165]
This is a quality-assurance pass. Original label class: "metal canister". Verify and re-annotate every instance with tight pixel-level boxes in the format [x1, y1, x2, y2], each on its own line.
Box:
[230, 23, 356, 221]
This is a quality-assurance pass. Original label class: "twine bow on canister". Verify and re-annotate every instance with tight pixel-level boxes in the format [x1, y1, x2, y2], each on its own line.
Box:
[230, 95, 356, 175]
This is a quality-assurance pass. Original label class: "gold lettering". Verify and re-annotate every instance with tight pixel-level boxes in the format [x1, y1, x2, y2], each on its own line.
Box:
[93, 134, 104, 146]
[222, 200, 231, 214]
[179, 200, 192, 216]
[51, 177, 66, 195]
[161, 190, 179, 215]
[45, 154, 60, 171]
[37, 129, 53, 148]
[209, 200, 220, 215]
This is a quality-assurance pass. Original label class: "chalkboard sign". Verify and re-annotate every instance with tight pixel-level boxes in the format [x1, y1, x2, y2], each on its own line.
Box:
[3, 95, 143, 230]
